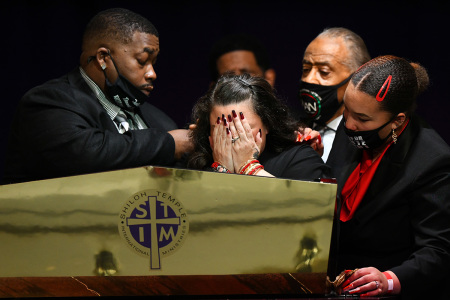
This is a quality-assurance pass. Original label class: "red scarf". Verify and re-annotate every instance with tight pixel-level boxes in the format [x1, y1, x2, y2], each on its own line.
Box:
[340, 119, 409, 222]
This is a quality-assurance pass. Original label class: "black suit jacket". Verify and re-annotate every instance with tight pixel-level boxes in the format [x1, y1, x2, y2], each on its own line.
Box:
[327, 114, 450, 299]
[259, 143, 331, 181]
[3, 67, 178, 183]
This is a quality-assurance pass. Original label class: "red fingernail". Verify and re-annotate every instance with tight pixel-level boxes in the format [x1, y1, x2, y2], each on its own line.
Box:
[342, 280, 351, 288]
[217, 117, 220, 124]
[304, 135, 311, 141]
[296, 133, 302, 142]
[349, 288, 359, 294]
[232, 110, 237, 118]
[227, 114, 232, 122]
[240, 112, 244, 120]
[318, 134, 322, 144]
[226, 128, 230, 134]
[224, 118, 228, 126]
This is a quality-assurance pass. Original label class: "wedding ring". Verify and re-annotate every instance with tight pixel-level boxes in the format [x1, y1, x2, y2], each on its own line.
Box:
[231, 136, 240, 143]
[375, 281, 379, 289]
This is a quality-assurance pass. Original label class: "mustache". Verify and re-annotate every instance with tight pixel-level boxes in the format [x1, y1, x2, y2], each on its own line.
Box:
[138, 82, 153, 89]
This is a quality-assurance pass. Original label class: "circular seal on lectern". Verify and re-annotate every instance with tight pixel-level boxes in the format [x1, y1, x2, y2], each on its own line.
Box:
[118, 189, 189, 270]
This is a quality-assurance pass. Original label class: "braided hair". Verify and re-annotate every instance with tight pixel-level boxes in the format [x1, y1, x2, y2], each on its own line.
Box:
[351, 55, 429, 117]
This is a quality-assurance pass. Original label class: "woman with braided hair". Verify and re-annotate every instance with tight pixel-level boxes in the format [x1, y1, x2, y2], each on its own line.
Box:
[186, 72, 330, 181]
[327, 55, 450, 299]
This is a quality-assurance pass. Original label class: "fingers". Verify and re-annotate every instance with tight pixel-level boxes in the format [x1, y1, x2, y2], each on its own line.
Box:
[296, 127, 313, 142]
[210, 114, 234, 171]
[232, 110, 253, 142]
[211, 116, 222, 150]
[228, 112, 240, 142]
[341, 267, 384, 296]
[295, 127, 323, 156]
[229, 110, 260, 170]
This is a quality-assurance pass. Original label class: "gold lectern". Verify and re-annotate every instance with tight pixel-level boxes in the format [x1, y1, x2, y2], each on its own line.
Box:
[0, 166, 339, 298]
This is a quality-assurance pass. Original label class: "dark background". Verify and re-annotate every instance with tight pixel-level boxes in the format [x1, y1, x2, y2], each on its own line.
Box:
[1, 1, 449, 182]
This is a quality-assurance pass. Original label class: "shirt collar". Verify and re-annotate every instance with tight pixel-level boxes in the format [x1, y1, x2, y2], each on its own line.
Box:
[327, 114, 343, 131]
[79, 67, 120, 121]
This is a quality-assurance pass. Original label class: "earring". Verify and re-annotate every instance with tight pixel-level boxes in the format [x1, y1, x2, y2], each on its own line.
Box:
[101, 63, 106, 70]
[392, 129, 398, 144]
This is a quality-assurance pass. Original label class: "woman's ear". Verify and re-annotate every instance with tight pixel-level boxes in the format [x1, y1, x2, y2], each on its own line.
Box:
[393, 113, 406, 129]
[263, 68, 276, 88]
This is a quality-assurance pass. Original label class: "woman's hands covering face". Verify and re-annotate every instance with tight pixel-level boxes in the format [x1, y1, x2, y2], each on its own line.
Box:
[210, 111, 261, 173]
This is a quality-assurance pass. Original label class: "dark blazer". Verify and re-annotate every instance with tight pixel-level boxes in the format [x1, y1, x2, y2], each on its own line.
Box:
[3, 67, 178, 184]
[327, 114, 450, 299]
[259, 143, 331, 181]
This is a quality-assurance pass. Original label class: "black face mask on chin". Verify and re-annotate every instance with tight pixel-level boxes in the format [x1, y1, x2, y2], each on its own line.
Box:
[102, 52, 149, 110]
[298, 74, 352, 125]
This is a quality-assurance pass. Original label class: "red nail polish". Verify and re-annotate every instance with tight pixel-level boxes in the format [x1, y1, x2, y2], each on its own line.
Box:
[227, 114, 232, 122]
[296, 133, 302, 142]
[224, 118, 228, 126]
[240, 112, 244, 120]
[217, 117, 220, 124]
[318, 134, 322, 144]
[226, 128, 230, 134]
[304, 135, 311, 141]
[232, 110, 237, 118]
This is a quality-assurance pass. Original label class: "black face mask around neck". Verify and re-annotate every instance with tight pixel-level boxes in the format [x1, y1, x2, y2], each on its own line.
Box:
[298, 74, 352, 125]
[102, 53, 149, 110]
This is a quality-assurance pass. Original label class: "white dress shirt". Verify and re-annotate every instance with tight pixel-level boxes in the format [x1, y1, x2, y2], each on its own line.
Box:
[315, 114, 342, 163]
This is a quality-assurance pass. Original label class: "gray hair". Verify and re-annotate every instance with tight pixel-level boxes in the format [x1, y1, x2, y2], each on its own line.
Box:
[317, 27, 371, 71]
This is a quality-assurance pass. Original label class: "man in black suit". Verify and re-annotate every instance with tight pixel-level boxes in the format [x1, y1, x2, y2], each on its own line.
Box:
[3, 8, 193, 184]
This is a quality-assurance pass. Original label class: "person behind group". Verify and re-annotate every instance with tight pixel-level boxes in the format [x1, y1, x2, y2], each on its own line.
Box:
[208, 33, 276, 87]
[186, 72, 330, 181]
[326, 55, 450, 299]
[3, 8, 192, 184]
[297, 27, 371, 162]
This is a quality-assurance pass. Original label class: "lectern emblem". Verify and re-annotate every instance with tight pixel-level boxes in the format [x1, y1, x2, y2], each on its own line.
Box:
[118, 189, 189, 270]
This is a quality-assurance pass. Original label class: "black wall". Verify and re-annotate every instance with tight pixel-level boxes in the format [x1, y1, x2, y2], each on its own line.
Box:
[1, 1, 449, 181]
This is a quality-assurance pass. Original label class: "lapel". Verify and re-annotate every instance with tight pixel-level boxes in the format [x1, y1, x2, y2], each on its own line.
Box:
[67, 67, 119, 132]
[352, 116, 418, 221]
[330, 120, 362, 196]
[135, 105, 152, 128]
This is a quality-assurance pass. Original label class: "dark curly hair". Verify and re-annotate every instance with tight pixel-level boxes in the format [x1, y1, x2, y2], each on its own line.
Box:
[186, 73, 303, 170]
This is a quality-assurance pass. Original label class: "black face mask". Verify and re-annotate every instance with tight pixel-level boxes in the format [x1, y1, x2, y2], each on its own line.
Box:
[298, 75, 352, 124]
[343, 116, 394, 149]
[102, 52, 149, 110]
